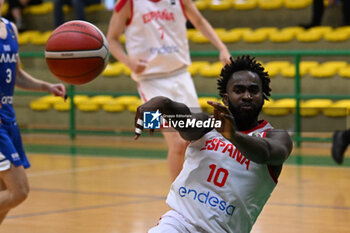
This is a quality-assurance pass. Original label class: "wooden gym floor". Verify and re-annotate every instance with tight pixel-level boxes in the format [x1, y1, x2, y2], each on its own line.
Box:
[1, 134, 350, 233]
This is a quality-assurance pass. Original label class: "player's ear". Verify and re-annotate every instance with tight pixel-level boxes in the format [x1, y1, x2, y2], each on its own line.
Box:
[222, 94, 229, 106]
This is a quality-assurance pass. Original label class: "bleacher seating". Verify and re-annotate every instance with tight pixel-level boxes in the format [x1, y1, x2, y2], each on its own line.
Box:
[11, 0, 350, 132]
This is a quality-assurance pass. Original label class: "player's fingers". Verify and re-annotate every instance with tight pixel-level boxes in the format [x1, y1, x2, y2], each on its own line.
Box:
[149, 128, 154, 136]
[207, 101, 227, 112]
[221, 113, 234, 124]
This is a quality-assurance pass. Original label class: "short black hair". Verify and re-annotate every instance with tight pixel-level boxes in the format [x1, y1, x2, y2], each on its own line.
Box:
[217, 55, 271, 100]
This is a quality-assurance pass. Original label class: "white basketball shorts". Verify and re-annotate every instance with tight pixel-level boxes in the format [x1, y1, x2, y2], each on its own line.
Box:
[137, 69, 200, 109]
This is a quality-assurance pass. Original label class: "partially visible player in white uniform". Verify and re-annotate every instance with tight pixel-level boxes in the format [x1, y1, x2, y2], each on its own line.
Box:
[134, 55, 293, 232]
[107, 0, 231, 180]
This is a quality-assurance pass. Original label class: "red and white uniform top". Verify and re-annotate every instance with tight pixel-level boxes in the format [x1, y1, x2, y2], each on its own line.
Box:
[116, 0, 191, 80]
[166, 120, 278, 233]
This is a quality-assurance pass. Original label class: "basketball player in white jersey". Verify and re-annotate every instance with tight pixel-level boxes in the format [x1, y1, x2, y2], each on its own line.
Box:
[134, 55, 293, 233]
[107, 0, 231, 180]
[0, 0, 66, 224]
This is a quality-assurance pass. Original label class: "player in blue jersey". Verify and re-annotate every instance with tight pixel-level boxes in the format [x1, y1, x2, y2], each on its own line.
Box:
[0, 0, 66, 224]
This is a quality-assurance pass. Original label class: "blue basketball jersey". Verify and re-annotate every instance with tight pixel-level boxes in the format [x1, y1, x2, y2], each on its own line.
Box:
[0, 18, 18, 122]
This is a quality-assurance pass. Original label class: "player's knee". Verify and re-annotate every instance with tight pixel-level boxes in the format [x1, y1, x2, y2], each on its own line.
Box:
[12, 183, 29, 206]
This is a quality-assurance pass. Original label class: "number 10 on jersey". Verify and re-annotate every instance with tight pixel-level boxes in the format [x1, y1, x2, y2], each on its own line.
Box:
[207, 164, 229, 187]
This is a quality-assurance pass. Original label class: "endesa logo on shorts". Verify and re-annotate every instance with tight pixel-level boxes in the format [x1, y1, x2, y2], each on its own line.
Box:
[178, 186, 235, 216]
[143, 109, 222, 130]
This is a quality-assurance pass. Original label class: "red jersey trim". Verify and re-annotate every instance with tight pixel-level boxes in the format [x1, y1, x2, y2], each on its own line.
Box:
[127, 0, 133, 26]
[240, 120, 268, 135]
[115, 0, 127, 12]
[114, 0, 133, 25]
[179, 0, 188, 19]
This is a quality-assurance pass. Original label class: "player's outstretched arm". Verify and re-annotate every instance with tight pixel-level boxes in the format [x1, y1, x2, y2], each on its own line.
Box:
[134, 96, 211, 141]
[11, 22, 66, 98]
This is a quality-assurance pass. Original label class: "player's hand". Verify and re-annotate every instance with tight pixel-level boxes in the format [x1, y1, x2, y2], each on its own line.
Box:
[49, 83, 66, 98]
[207, 100, 235, 138]
[219, 49, 231, 65]
[134, 101, 158, 140]
[129, 58, 147, 74]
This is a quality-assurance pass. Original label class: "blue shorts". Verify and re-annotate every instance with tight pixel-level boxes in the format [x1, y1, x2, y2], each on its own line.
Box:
[0, 119, 30, 171]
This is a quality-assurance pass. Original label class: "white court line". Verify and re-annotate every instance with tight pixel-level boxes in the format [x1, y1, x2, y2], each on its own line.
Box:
[27, 160, 165, 177]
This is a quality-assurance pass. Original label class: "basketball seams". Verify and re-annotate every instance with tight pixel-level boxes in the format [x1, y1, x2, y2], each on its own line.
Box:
[45, 20, 109, 85]
[46, 30, 103, 51]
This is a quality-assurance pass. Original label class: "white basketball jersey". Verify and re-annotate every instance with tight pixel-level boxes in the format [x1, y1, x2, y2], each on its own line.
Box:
[166, 120, 278, 233]
[124, 0, 191, 80]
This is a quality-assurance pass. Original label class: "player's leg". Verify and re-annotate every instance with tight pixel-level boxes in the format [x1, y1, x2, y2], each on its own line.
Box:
[332, 129, 350, 164]
[163, 130, 189, 181]
[0, 164, 29, 224]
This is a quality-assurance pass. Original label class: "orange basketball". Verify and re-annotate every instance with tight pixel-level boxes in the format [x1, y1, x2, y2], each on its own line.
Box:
[45, 20, 109, 85]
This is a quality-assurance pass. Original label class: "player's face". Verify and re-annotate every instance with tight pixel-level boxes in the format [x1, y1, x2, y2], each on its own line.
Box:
[223, 71, 264, 123]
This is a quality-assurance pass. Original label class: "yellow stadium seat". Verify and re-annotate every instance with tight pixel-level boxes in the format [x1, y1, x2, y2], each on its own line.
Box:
[27, 2, 53, 15]
[199, 62, 223, 77]
[258, 0, 283, 10]
[262, 99, 274, 110]
[90, 95, 114, 106]
[263, 98, 295, 116]
[127, 99, 143, 112]
[281, 61, 319, 78]
[31, 31, 52, 45]
[123, 65, 131, 75]
[85, 3, 105, 13]
[53, 101, 70, 111]
[18, 32, 31, 45]
[115, 96, 141, 107]
[280, 27, 305, 36]
[233, 0, 257, 10]
[63, 5, 72, 14]
[309, 65, 337, 78]
[37, 95, 66, 106]
[30, 100, 51, 111]
[269, 31, 295, 42]
[296, 31, 322, 42]
[195, 0, 209, 10]
[187, 29, 197, 40]
[336, 26, 350, 35]
[102, 62, 125, 77]
[284, 0, 311, 9]
[102, 99, 125, 112]
[188, 61, 210, 76]
[191, 28, 226, 43]
[242, 31, 268, 43]
[220, 30, 242, 43]
[264, 61, 291, 77]
[324, 30, 349, 42]
[322, 61, 348, 71]
[119, 34, 126, 43]
[1, 3, 9, 16]
[191, 31, 209, 43]
[73, 95, 90, 105]
[309, 26, 333, 36]
[339, 66, 350, 78]
[209, 0, 232, 10]
[300, 99, 333, 117]
[323, 100, 350, 117]
[77, 101, 100, 112]
[198, 97, 220, 114]
[255, 27, 279, 36]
